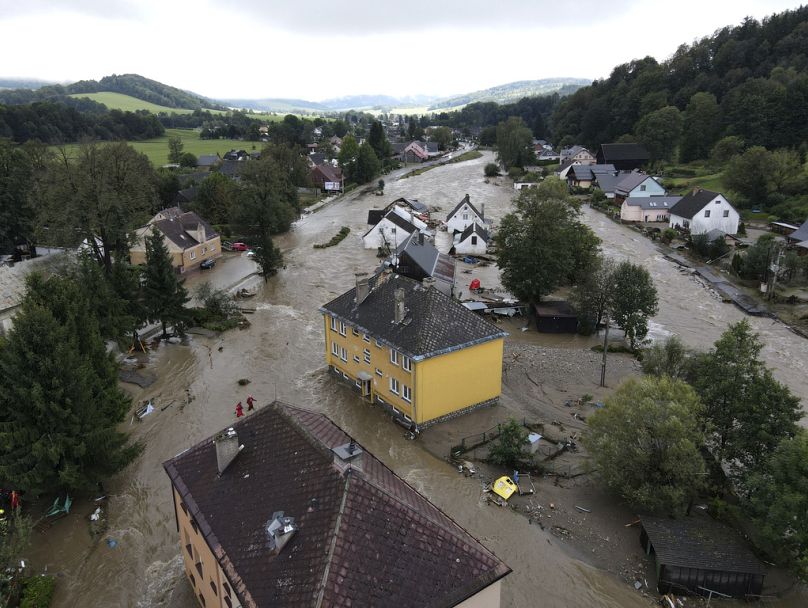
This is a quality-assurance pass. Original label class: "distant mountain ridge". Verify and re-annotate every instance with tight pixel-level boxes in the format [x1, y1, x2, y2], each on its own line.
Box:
[427, 78, 591, 110]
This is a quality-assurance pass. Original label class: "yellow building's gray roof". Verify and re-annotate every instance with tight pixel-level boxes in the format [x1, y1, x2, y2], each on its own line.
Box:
[320, 274, 506, 360]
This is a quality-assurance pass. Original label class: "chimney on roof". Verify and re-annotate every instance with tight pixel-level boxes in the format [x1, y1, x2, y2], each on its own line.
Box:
[422, 276, 436, 290]
[214, 427, 243, 475]
[332, 440, 363, 473]
[692, 186, 702, 196]
[394, 287, 406, 324]
[266, 511, 298, 555]
[355, 272, 370, 305]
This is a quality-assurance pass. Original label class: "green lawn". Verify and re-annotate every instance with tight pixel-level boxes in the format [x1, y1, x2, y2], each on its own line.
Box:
[53, 128, 265, 166]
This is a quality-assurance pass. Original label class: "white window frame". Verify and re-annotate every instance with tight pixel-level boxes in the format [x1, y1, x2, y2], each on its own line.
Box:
[390, 350, 399, 365]
[353, 355, 360, 363]
[331, 342, 339, 356]
[362, 334, 370, 343]
[340, 347, 347, 362]
[375, 368, 383, 377]
[339, 322, 346, 337]
[402, 356, 411, 372]
[363, 349, 371, 363]
[190, 250, 197, 260]
[352, 328, 360, 337]
[330, 316, 338, 331]
[375, 339, 383, 348]
[402, 385, 411, 402]
[704, 209, 711, 218]
[390, 377, 400, 395]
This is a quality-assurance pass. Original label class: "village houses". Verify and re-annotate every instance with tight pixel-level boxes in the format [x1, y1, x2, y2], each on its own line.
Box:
[446, 194, 486, 234]
[669, 189, 740, 235]
[453, 222, 491, 256]
[129, 207, 221, 273]
[163, 401, 510, 608]
[320, 272, 507, 430]
[362, 205, 430, 250]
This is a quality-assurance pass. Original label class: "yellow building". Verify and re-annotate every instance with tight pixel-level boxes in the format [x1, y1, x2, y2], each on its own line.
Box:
[163, 401, 510, 608]
[129, 207, 221, 273]
[319, 272, 507, 430]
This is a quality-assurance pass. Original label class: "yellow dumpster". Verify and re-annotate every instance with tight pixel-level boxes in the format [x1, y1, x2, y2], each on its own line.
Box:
[491, 476, 517, 501]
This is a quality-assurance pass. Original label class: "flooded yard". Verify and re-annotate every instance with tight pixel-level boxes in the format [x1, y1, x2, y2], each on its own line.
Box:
[28, 151, 807, 607]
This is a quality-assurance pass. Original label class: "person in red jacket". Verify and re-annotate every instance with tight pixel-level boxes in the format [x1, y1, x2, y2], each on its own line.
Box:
[235, 402, 244, 417]
[246, 394, 256, 411]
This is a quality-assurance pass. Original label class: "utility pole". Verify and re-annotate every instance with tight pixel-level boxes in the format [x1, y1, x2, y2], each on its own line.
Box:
[600, 317, 610, 388]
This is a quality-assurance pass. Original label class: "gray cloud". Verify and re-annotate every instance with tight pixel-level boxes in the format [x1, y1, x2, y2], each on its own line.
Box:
[234, 0, 633, 34]
[0, 0, 143, 20]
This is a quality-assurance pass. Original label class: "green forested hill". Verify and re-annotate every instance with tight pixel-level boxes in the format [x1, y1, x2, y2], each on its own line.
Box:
[0, 73, 224, 110]
[551, 6, 808, 159]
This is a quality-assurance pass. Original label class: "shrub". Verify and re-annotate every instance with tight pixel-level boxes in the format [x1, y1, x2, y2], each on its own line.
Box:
[660, 228, 678, 244]
[507, 166, 524, 179]
[313, 226, 351, 249]
[488, 419, 530, 469]
[590, 188, 606, 203]
[484, 163, 500, 177]
[22, 575, 55, 608]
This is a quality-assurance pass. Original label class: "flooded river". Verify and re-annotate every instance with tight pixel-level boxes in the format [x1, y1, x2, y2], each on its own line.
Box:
[28, 151, 806, 607]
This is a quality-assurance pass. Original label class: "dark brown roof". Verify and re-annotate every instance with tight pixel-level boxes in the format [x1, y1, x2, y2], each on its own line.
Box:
[163, 402, 510, 608]
[641, 515, 765, 575]
[312, 163, 342, 183]
[320, 274, 506, 360]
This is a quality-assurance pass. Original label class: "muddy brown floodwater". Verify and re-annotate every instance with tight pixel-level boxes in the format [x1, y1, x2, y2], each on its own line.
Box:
[28, 151, 807, 607]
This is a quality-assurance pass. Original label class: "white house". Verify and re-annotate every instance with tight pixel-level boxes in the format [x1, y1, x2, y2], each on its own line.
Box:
[362, 206, 430, 250]
[446, 194, 485, 234]
[453, 223, 490, 256]
[669, 190, 740, 235]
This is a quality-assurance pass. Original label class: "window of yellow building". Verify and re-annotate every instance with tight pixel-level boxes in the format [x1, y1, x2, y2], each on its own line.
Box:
[363, 333, 370, 343]
[403, 385, 412, 402]
[363, 349, 371, 363]
[351, 328, 360, 337]
[375, 338, 383, 348]
[331, 342, 339, 356]
[353, 355, 360, 363]
[340, 347, 347, 362]
[190, 250, 196, 260]
[330, 316, 338, 331]
[402, 356, 411, 372]
[375, 368, 383, 377]
[339, 322, 346, 336]
[390, 378, 399, 394]
[390, 350, 399, 365]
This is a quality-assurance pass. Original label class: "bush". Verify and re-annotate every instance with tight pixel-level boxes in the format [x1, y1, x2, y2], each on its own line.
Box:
[22, 575, 55, 608]
[660, 228, 678, 244]
[487, 419, 530, 469]
[484, 163, 500, 177]
[313, 226, 350, 249]
[590, 188, 606, 203]
[507, 166, 524, 179]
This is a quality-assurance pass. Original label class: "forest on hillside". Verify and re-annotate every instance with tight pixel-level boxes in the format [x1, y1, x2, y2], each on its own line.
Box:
[551, 6, 808, 157]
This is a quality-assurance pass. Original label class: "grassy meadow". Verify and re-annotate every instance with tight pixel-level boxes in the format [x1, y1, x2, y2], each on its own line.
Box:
[53, 128, 264, 166]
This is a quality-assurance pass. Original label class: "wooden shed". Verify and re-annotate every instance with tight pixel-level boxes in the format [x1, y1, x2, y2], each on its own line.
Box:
[534, 301, 578, 334]
[640, 515, 765, 599]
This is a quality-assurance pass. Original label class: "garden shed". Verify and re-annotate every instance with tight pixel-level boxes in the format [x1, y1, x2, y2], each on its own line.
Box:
[639, 515, 765, 599]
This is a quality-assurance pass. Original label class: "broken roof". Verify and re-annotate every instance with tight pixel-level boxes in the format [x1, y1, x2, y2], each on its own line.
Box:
[641, 515, 765, 575]
[321, 273, 506, 360]
[164, 402, 510, 608]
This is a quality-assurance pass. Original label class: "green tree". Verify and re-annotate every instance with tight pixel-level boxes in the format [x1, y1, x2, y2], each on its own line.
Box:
[495, 117, 536, 170]
[0, 508, 31, 571]
[484, 163, 499, 177]
[44, 142, 156, 274]
[337, 135, 359, 182]
[496, 183, 600, 311]
[430, 126, 453, 150]
[723, 146, 774, 206]
[584, 377, 706, 514]
[368, 120, 391, 160]
[641, 335, 691, 379]
[680, 92, 722, 162]
[689, 320, 801, 482]
[488, 419, 530, 469]
[179, 151, 197, 168]
[571, 256, 615, 334]
[0, 140, 39, 256]
[738, 233, 777, 281]
[709, 135, 744, 167]
[744, 429, 808, 579]
[195, 171, 238, 225]
[0, 274, 139, 495]
[354, 142, 381, 184]
[609, 261, 658, 350]
[168, 135, 184, 165]
[634, 105, 683, 163]
[142, 229, 190, 338]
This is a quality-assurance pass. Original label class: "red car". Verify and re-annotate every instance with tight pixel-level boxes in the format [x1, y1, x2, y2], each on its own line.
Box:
[230, 242, 249, 251]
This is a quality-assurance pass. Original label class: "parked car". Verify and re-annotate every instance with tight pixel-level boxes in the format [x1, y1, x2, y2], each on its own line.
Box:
[200, 258, 216, 270]
[231, 242, 249, 251]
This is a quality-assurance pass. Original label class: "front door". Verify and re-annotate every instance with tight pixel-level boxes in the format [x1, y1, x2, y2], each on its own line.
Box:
[361, 379, 371, 397]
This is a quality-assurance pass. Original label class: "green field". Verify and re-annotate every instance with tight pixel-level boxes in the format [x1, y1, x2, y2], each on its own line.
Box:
[54, 128, 265, 166]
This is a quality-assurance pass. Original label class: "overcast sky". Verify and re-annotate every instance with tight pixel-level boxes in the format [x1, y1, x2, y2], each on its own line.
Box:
[0, 0, 800, 101]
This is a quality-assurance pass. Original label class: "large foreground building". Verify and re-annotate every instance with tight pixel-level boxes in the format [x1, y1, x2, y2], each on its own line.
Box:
[163, 401, 510, 608]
